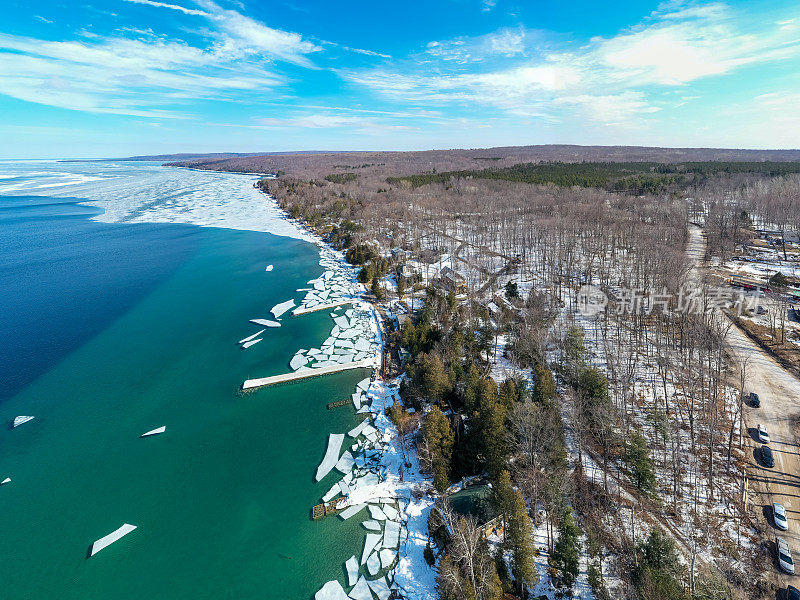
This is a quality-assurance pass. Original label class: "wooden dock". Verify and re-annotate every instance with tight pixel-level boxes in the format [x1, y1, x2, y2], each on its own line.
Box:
[327, 398, 351, 410]
[311, 497, 345, 520]
[292, 300, 353, 316]
[241, 359, 373, 391]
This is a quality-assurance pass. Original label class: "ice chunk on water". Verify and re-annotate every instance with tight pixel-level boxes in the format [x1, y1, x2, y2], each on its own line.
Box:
[315, 434, 345, 481]
[250, 319, 280, 327]
[362, 520, 381, 531]
[369, 505, 386, 521]
[382, 520, 401, 549]
[348, 577, 372, 600]
[382, 505, 399, 520]
[360, 533, 382, 565]
[289, 354, 308, 371]
[348, 419, 368, 438]
[379, 548, 396, 570]
[367, 577, 391, 600]
[270, 299, 295, 318]
[339, 503, 366, 520]
[335, 451, 355, 474]
[345, 555, 359, 587]
[238, 329, 266, 344]
[315, 580, 349, 600]
[366, 551, 380, 576]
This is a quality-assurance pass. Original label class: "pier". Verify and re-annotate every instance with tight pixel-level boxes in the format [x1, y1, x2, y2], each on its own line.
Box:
[311, 497, 345, 520]
[292, 300, 353, 316]
[241, 359, 373, 391]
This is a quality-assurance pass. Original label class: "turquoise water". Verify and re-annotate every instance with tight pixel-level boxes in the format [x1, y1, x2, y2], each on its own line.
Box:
[0, 169, 366, 598]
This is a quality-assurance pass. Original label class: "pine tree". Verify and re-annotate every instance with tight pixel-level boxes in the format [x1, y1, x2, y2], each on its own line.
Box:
[530, 362, 556, 405]
[624, 432, 657, 495]
[423, 406, 455, 492]
[507, 489, 537, 591]
[551, 507, 581, 589]
[371, 274, 384, 300]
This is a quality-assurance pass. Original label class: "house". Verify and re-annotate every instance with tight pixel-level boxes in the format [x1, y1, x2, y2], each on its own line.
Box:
[435, 266, 467, 294]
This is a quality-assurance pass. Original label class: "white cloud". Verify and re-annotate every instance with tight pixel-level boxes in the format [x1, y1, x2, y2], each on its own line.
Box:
[252, 112, 413, 132]
[0, 1, 321, 117]
[197, 0, 320, 66]
[345, 2, 800, 127]
[122, 0, 210, 17]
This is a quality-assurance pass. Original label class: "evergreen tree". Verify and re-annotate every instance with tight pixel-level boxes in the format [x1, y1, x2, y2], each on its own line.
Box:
[422, 406, 455, 492]
[633, 528, 687, 600]
[551, 507, 581, 589]
[371, 274, 384, 300]
[530, 362, 557, 405]
[416, 352, 450, 403]
[493, 470, 537, 592]
[624, 432, 657, 495]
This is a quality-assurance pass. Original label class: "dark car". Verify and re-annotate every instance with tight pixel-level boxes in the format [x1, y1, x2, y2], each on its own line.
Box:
[762, 445, 775, 468]
[751, 392, 760, 407]
[788, 585, 800, 600]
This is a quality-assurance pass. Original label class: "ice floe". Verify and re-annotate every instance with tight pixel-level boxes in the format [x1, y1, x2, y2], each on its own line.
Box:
[140, 426, 166, 438]
[367, 551, 381, 576]
[89, 523, 137, 557]
[316, 434, 345, 481]
[361, 533, 382, 565]
[12, 416, 34, 428]
[270, 299, 295, 318]
[379, 548, 396, 570]
[265, 264, 274, 272]
[250, 319, 281, 327]
[238, 329, 265, 344]
[349, 577, 372, 600]
[1, 477, 10, 485]
[367, 577, 391, 600]
[241, 338, 262, 348]
[345, 555, 359, 587]
[314, 580, 349, 600]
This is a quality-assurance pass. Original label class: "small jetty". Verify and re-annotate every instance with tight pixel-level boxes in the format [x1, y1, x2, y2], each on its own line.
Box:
[292, 300, 352, 316]
[140, 426, 166, 438]
[311, 497, 345, 520]
[241, 359, 372, 391]
[326, 398, 351, 410]
[89, 523, 137, 557]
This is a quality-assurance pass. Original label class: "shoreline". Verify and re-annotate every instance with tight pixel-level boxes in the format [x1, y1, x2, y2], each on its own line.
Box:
[247, 178, 436, 599]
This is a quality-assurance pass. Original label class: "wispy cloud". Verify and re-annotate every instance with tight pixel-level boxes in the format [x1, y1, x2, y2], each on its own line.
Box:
[122, 0, 210, 17]
[0, 1, 320, 117]
[344, 1, 800, 127]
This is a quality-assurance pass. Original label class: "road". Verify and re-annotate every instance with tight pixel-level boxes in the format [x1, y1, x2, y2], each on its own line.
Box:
[689, 225, 800, 587]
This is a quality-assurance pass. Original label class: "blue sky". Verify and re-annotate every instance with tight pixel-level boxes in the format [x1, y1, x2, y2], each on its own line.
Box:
[1, 0, 799, 157]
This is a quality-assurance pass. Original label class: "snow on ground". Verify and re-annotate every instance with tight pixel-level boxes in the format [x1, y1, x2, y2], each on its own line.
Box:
[313, 375, 437, 600]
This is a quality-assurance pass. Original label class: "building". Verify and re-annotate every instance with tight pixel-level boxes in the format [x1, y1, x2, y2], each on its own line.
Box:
[435, 266, 467, 294]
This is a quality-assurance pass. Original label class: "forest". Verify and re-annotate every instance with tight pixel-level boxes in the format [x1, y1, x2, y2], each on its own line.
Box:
[169, 145, 800, 600]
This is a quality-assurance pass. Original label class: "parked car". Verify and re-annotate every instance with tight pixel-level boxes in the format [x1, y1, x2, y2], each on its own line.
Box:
[778, 537, 795, 574]
[787, 585, 800, 600]
[775, 502, 789, 531]
[751, 392, 761, 407]
[762, 445, 775, 468]
[758, 424, 771, 444]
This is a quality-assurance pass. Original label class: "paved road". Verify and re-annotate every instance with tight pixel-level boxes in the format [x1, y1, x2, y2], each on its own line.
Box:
[689, 225, 800, 587]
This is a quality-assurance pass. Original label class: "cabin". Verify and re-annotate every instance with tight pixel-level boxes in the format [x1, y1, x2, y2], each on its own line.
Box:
[435, 266, 467, 294]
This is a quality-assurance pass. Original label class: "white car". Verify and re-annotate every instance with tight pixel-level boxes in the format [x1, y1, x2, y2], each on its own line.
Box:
[778, 537, 795, 574]
[775, 502, 789, 531]
[758, 424, 770, 444]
